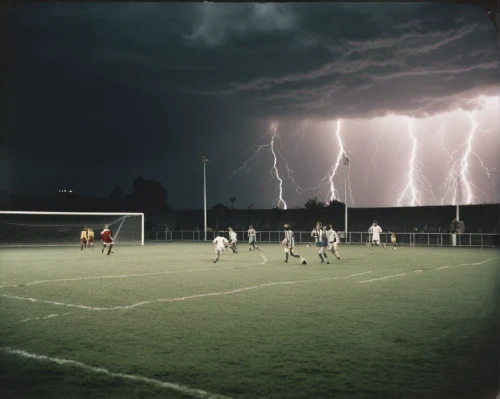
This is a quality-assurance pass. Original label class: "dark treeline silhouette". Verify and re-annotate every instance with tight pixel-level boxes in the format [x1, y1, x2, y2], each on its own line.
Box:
[150, 201, 500, 234]
[2, 186, 499, 234]
[4, 177, 169, 216]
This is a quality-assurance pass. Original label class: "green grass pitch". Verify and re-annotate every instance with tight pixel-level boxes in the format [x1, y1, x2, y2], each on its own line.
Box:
[0, 243, 499, 399]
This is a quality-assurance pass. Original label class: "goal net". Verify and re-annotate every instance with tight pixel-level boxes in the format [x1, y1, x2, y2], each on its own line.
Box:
[0, 212, 144, 247]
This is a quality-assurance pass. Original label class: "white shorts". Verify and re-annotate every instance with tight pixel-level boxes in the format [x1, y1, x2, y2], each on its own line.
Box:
[215, 248, 224, 255]
[327, 242, 338, 251]
[372, 239, 380, 244]
[102, 241, 114, 246]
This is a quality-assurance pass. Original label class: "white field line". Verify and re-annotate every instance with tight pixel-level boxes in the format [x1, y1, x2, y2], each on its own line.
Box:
[0, 253, 268, 289]
[360, 257, 499, 284]
[0, 347, 232, 399]
[2, 271, 374, 313]
[359, 270, 423, 283]
[19, 313, 72, 323]
[434, 257, 498, 270]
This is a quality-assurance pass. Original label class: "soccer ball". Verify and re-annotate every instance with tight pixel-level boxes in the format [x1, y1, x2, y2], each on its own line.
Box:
[301, 259, 307, 265]
[307, 244, 310, 248]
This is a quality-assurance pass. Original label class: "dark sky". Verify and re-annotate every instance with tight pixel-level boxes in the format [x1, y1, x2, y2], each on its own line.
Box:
[2, 2, 499, 209]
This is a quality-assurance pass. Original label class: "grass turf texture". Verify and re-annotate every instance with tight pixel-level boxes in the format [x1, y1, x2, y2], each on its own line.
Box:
[0, 243, 499, 399]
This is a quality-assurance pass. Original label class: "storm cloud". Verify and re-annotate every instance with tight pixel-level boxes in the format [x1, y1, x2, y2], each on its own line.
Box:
[2, 2, 499, 208]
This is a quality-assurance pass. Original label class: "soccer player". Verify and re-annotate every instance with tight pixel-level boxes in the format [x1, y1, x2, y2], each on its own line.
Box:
[325, 224, 341, 260]
[101, 224, 114, 255]
[213, 231, 229, 263]
[312, 222, 329, 264]
[227, 227, 238, 253]
[248, 225, 261, 251]
[283, 224, 307, 264]
[368, 220, 386, 253]
[87, 227, 95, 250]
[80, 226, 88, 250]
[390, 232, 397, 250]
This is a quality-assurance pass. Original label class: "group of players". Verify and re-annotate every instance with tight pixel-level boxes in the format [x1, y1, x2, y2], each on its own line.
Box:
[213, 220, 397, 264]
[80, 225, 115, 255]
[212, 225, 261, 263]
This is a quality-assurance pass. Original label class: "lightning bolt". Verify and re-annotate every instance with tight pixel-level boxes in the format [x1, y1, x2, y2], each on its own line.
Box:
[320, 119, 355, 205]
[270, 125, 287, 209]
[230, 123, 291, 209]
[228, 143, 270, 179]
[397, 118, 437, 207]
[440, 113, 496, 205]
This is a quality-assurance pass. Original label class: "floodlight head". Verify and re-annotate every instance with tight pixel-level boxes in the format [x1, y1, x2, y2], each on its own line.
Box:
[201, 156, 209, 163]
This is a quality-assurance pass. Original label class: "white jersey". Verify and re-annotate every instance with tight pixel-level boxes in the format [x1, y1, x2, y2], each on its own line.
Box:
[285, 229, 295, 248]
[325, 229, 339, 243]
[369, 225, 383, 241]
[213, 237, 228, 249]
[248, 229, 256, 242]
[229, 231, 237, 241]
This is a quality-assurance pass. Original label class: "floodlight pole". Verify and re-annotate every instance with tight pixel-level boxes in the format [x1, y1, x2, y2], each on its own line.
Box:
[343, 156, 349, 241]
[202, 156, 209, 241]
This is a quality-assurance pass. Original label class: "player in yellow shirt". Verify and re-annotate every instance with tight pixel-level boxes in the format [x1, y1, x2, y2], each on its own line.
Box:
[390, 232, 397, 250]
[87, 227, 95, 250]
[80, 226, 88, 250]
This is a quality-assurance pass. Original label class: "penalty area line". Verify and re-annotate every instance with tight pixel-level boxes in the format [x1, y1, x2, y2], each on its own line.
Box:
[434, 257, 498, 271]
[19, 313, 72, 323]
[2, 271, 373, 313]
[0, 347, 232, 399]
[0, 252, 268, 289]
[359, 257, 499, 284]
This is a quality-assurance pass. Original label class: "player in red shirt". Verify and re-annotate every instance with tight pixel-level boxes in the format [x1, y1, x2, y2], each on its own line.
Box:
[100, 224, 114, 255]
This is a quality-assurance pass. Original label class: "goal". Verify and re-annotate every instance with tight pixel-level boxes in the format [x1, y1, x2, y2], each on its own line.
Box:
[0, 211, 144, 247]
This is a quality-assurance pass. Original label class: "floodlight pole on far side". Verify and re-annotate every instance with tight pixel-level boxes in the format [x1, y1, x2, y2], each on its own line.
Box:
[343, 156, 349, 242]
[202, 156, 209, 241]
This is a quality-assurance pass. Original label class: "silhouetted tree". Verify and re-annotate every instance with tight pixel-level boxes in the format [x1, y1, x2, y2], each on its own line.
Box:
[129, 176, 168, 215]
[304, 197, 326, 209]
[108, 186, 123, 210]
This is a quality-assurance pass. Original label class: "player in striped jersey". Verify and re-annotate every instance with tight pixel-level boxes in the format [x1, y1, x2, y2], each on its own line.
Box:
[283, 224, 307, 264]
[312, 222, 329, 264]
[247, 225, 261, 251]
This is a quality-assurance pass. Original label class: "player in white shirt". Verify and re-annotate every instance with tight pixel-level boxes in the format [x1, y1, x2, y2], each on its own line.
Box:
[227, 227, 238, 253]
[325, 224, 341, 260]
[368, 220, 386, 253]
[312, 222, 329, 264]
[213, 232, 229, 263]
[247, 225, 261, 251]
[283, 224, 307, 264]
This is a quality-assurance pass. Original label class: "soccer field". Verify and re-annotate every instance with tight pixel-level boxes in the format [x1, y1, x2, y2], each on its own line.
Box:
[1, 243, 499, 399]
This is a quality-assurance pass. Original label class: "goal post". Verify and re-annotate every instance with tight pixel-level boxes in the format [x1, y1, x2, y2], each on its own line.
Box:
[0, 211, 145, 247]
